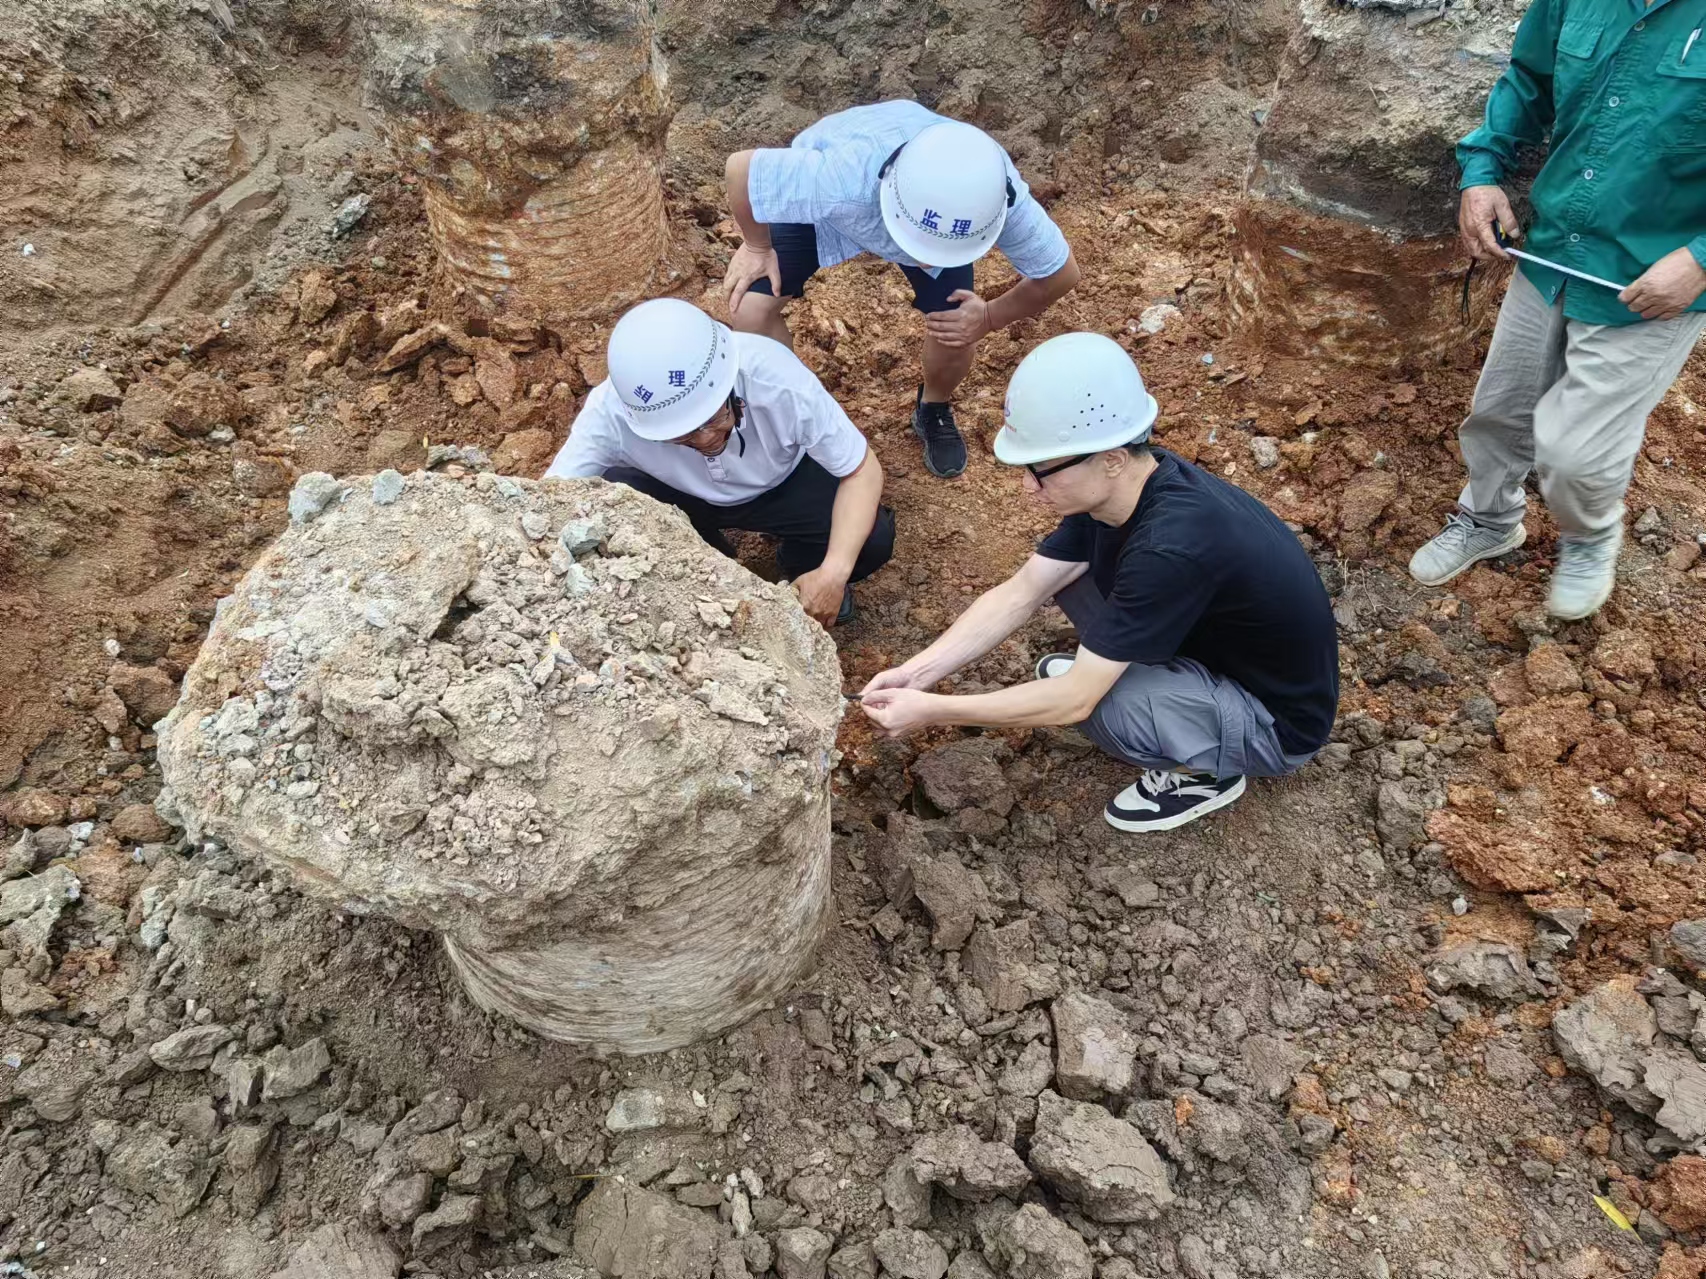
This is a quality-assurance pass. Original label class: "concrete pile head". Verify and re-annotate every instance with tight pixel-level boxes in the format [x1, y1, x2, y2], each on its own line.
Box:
[157, 469, 842, 1054]
[365, 0, 678, 321]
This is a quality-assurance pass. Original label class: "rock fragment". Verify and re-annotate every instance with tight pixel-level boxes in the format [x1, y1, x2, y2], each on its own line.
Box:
[297, 271, 339, 324]
[871, 1228, 949, 1279]
[149, 1024, 235, 1072]
[572, 1180, 724, 1278]
[377, 1171, 434, 1228]
[107, 1127, 214, 1218]
[1646, 1050, 1706, 1144]
[260, 1037, 331, 1100]
[907, 1125, 1031, 1202]
[270, 1223, 400, 1279]
[15, 1049, 95, 1121]
[61, 367, 124, 412]
[999, 1039, 1055, 1098]
[1672, 919, 1706, 971]
[775, 1227, 833, 1279]
[225, 1122, 280, 1218]
[964, 921, 1059, 1012]
[1049, 991, 1138, 1100]
[605, 1087, 667, 1133]
[288, 471, 347, 524]
[1, 864, 79, 960]
[1593, 629, 1656, 683]
[827, 1241, 876, 1279]
[1028, 1090, 1174, 1222]
[1553, 977, 1660, 1113]
[372, 469, 406, 505]
[881, 1154, 933, 1228]
[993, 1204, 1092, 1279]
[108, 662, 179, 726]
[1649, 1155, 1706, 1232]
[412, 1193, 481, 1255]
[912, 738, 1013, 815]
[911, 852, 986, 951]
[1425, 942, 1538, 1001]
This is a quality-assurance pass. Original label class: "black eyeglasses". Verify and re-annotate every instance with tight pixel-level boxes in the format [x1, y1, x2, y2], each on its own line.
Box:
[1026, 454, 1092, 483]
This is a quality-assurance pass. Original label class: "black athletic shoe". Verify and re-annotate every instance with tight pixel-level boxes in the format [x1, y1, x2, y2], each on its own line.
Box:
[911, 385, 967, 479]
[1105, 769, 1247, 833]
[836, 586, 855, 626]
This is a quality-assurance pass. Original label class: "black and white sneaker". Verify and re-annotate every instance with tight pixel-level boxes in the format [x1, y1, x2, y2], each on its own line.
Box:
[1105, 769, 1246, 833]
[1035, 651, 1075, 680]
[912, 385, 967, 479]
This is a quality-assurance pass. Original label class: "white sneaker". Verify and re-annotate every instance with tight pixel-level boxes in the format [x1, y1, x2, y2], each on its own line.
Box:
[1105, 769, 1247, 833]
[1547, 526, 1622, 620]
[1409, 513, 1526, 587]
[1035, 652, 1075, 680]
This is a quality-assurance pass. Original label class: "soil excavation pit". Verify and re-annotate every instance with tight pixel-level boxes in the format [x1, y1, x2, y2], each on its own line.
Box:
[156, 468, 842, 1054]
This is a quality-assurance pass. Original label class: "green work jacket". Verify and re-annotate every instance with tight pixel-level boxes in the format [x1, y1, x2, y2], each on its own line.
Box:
[1458, 0, 1706, 325]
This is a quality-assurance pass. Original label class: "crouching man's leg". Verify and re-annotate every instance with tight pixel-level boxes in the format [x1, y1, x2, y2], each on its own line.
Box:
[603, 466, 739, 559]
[1045, 577, 1314, 832]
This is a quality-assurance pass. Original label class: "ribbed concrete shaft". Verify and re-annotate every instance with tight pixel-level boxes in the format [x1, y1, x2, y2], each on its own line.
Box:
[367, 0, 674, 320]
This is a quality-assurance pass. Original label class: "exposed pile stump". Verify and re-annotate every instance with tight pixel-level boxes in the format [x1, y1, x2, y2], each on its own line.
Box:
[366, 0, 679, 320]
[157, 469, 841, 1054]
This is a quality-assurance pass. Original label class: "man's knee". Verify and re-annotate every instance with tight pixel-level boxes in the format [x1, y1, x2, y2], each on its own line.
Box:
[729, 292, 785, 334]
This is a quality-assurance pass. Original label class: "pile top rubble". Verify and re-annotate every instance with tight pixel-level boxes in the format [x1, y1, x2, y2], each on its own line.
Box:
[156, 470, 842, 955]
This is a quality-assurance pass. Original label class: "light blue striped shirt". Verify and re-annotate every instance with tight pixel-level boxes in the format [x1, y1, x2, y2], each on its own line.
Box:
[747, 100, 1072, 281]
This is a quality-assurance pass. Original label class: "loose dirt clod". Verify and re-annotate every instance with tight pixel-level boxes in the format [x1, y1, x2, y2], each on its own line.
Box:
[157, 471, 841, 1052]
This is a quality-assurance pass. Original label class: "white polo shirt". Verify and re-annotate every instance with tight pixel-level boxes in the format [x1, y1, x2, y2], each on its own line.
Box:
[544, 333, 869, 507]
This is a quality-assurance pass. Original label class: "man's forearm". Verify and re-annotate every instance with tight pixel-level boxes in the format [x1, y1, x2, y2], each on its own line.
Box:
[985, 256, 1080, 331]
[915, 678, 1090, 730]
[725, 151, 771, 249]
[899, 578, 1041, 686]
[823, 460, 882, 578]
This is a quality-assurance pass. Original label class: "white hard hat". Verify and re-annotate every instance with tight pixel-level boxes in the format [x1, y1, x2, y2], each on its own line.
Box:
[879, 121, 1013, 269]
[993, 333, 1159, 467]
[607, 298, 739, 441]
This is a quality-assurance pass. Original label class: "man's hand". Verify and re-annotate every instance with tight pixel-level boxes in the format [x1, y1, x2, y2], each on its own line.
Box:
[791, 564, 848, 629]
[861, 665, 930, 695]
[1459, 185, 1519, 262]
[859, 687, 937, 738]
[924, 290, 992, 349]
[723, 242, 782, 319]
[1620, 247, 1706, 322]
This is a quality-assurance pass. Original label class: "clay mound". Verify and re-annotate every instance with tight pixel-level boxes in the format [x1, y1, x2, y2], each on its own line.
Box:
[157, 468, 841, 1051]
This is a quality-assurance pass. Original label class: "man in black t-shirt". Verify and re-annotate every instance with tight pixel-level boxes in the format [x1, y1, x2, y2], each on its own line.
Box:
[861, 333, 1340, 832]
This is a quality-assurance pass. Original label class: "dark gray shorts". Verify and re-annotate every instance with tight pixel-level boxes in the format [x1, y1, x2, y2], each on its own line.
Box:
[1055, 577, 1317, 780]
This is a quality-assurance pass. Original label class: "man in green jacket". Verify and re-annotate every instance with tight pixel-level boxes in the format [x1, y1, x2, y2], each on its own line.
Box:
[1409, 0, 1706, 619]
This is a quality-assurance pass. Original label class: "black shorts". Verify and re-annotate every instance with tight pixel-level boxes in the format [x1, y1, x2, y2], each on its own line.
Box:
[744, 221, 974, 313]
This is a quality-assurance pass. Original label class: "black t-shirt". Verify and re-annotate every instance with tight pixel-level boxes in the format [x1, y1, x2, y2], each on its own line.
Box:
[1037, 450, 1339, 755]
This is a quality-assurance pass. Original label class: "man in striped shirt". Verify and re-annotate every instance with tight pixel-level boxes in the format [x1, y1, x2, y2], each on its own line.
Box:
[723, 100, 1081, 481]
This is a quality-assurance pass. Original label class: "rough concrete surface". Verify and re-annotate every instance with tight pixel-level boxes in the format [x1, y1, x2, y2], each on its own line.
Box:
[157, 471, 841, 1051]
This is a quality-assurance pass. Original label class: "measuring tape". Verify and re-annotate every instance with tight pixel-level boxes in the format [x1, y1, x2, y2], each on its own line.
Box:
[1494, 224, 1630, 292]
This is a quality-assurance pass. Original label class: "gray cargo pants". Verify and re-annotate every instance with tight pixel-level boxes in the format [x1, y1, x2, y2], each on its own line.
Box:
[1054, 577, 1318, 780]
[1458, 270, 1706, 538]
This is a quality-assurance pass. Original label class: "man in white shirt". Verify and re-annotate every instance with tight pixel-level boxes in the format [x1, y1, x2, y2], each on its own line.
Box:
[544, 298, 892, 627]
[722, 101, 1081, 480]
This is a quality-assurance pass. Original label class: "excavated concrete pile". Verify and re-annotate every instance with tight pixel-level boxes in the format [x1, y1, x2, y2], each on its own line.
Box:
[156, 468, 842, 1053]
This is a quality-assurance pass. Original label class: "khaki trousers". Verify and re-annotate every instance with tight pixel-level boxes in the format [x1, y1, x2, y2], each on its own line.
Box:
[1458, 269, 1706, 538]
